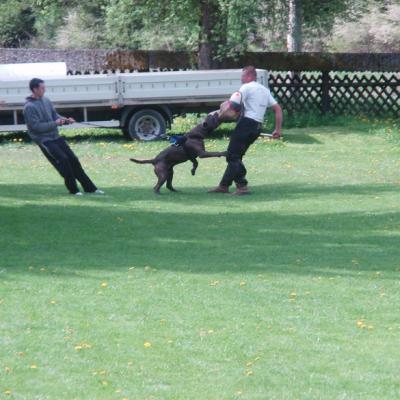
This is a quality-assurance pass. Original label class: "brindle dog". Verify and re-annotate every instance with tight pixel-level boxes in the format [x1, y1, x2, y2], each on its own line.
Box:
[130, 103, 236, 194]
[130, 112, 225, 193]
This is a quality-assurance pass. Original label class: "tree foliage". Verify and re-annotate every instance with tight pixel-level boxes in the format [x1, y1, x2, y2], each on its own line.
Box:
[0, 0, 398, 61]
[0, 1, 36, 47]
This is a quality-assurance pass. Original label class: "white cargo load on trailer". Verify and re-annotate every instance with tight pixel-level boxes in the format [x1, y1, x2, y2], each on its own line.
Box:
[0, 69, 269, 140]
[0, 62, 67, 79]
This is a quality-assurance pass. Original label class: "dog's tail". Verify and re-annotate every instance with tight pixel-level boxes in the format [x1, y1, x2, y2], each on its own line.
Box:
[129, 157, 155, 165]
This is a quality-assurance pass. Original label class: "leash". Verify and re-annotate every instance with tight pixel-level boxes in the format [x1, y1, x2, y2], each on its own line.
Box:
[76, 121, 113, 128]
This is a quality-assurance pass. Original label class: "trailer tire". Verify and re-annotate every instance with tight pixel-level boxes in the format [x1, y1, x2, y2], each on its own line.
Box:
[125, 109, 166, 141]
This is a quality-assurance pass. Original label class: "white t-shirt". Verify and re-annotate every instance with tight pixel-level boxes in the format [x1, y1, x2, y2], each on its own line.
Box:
[239, 81, 277, 122]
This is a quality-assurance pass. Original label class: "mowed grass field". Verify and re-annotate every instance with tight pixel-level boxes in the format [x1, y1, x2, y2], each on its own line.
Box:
[1, 120, 400, 399]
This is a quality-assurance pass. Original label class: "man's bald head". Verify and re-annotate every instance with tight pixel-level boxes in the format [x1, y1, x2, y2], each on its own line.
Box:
[241, 66, 257, 83]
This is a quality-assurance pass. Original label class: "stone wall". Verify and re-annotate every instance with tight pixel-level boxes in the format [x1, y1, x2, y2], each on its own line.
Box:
[1, 48, 399, 72]
[0, 48, 110, 72]
[0, 48, 196, 72]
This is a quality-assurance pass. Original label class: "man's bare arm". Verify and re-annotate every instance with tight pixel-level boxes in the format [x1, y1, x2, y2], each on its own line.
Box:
[271, 104, 282, 138]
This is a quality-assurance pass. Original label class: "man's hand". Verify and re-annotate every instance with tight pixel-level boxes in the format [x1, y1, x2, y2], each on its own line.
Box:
[55, 117, 75, 126]
[55, 118, 65, 126]
[271, 130, 281, 139]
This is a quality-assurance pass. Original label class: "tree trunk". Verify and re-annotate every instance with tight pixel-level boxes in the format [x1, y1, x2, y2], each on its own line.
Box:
[198, 0, 221, 69]
[287, 0, 303, 52]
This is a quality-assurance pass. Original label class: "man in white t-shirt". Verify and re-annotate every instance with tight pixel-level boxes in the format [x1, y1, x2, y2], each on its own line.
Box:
[209, 66, 282, 195]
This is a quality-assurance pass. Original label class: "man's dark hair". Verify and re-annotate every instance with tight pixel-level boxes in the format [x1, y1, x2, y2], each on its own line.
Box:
[242, 66, 257, 77]
[29, 78, 44, 92]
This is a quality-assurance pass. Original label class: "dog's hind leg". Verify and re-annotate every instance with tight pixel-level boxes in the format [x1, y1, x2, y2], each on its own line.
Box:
[191, 159, 199, 176]
[153, 163, 168, 194]
[166, 168, 178, 192]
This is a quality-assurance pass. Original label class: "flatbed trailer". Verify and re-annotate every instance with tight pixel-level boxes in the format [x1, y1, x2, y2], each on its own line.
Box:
[0, 69, 268, 140]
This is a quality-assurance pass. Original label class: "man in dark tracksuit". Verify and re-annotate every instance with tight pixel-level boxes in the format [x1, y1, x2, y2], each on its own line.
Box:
[23, 78, 103, 196]
[208, 66, 282, 195]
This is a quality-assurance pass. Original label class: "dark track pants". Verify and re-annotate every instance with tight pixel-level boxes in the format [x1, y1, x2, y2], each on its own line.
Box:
[40, 137, 97, 194]
[220, 117, 262, 188]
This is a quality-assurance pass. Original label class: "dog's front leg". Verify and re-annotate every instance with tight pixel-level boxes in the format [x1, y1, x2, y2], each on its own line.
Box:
[191, 159, 199, 176]
[198, 150, 227, 158]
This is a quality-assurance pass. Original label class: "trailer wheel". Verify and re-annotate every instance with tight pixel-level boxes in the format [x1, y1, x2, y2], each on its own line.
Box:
[125, 109, 166, 141]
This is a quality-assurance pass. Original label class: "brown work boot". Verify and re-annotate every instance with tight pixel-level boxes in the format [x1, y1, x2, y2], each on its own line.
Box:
[207, 185, 229, 193]
[231, 186, 251, 196]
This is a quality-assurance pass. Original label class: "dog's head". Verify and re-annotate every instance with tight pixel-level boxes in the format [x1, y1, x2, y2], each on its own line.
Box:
[188, 112, 221, 137]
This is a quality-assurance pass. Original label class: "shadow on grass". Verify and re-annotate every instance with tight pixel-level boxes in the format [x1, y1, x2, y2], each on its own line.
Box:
[280, 132, 322, 144]
[0, 130, 127, 145]
[1, 183, 399, 278]
[0, 128, 229, 145]
[0, 182, 396, 202]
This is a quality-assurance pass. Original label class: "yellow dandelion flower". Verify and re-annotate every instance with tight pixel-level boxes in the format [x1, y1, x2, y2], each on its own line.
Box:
[239, 281, 246, 287]
[356, 320, 367, 329]
[30, 364, 37, 369]
[4, 390, 12, 395]
[245, 370, 254, 376]
[100, 282, 108, 288]
[144, 341, 152, 348]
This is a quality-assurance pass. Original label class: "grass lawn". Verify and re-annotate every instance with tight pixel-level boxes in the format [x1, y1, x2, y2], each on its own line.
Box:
[1, 121, 400, 399]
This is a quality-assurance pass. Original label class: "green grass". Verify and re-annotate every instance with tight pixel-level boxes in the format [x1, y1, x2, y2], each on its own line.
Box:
[1, 121, 400, 399]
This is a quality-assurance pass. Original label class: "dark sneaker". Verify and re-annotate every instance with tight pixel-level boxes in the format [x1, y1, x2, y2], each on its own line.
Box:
[207, 185, 229, 193]
[231, 186, 251, 196]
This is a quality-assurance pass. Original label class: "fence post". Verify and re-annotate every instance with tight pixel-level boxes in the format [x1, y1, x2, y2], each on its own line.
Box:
[321, 71, 330, 114]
